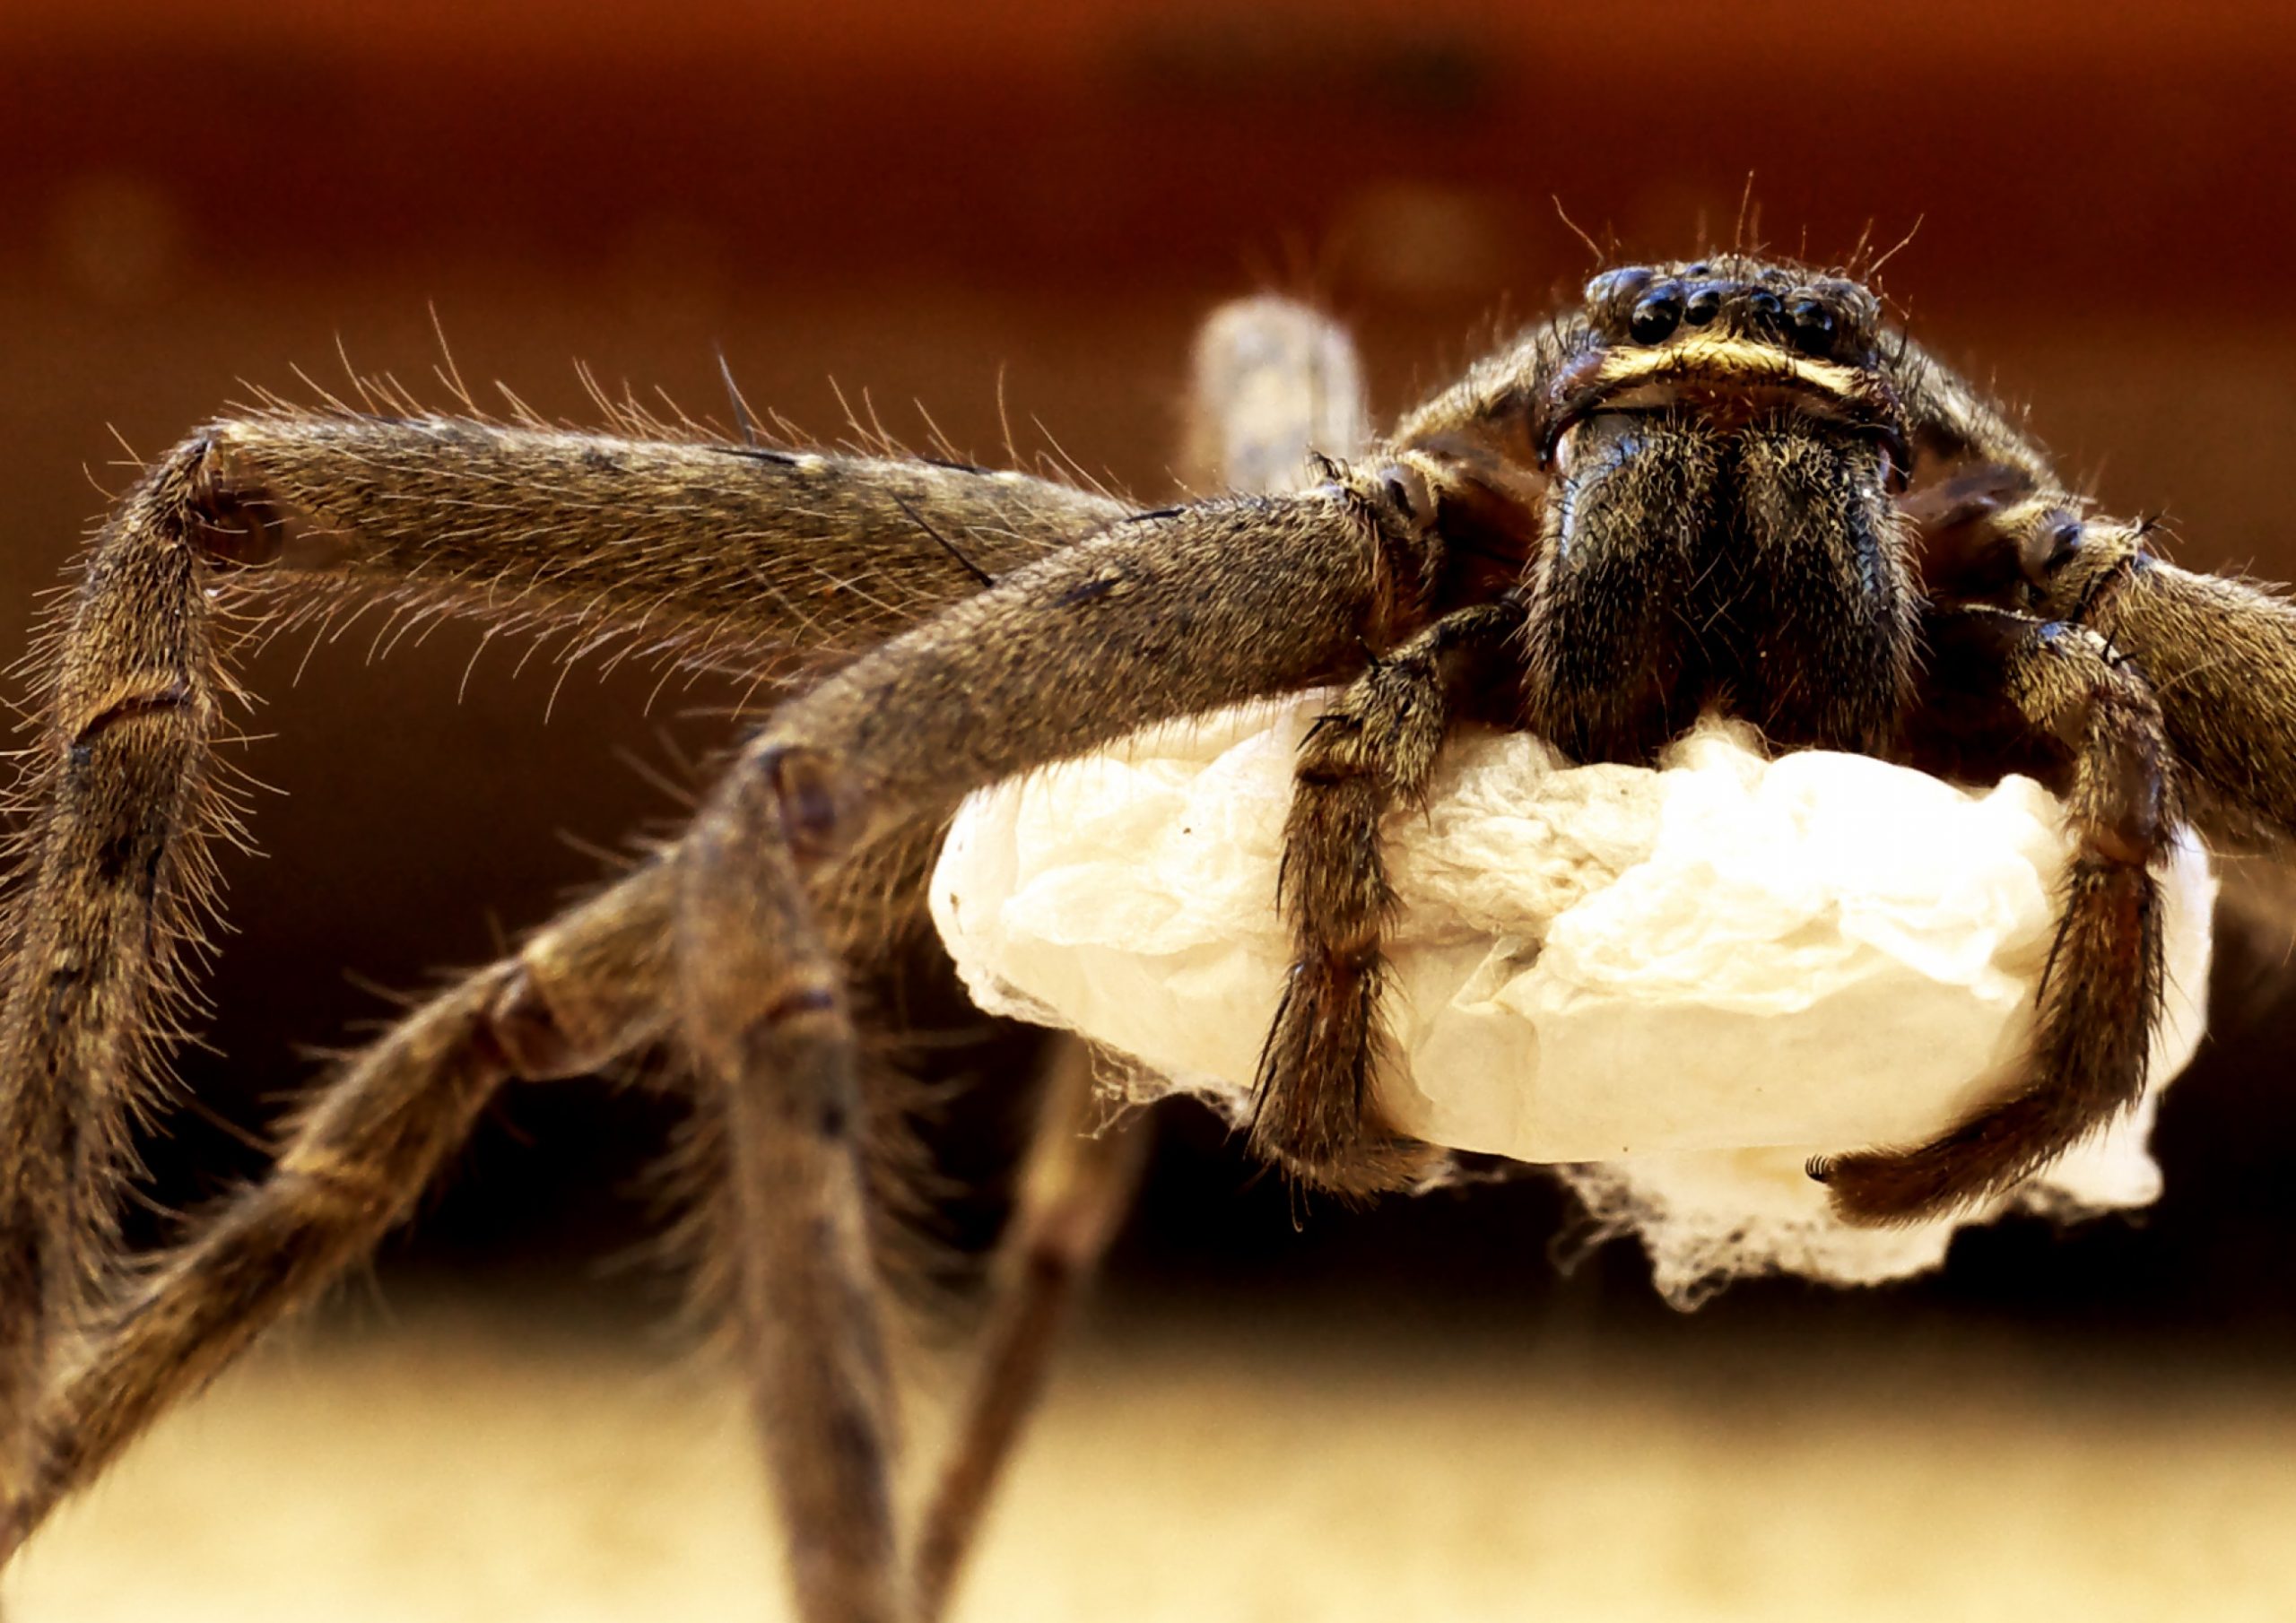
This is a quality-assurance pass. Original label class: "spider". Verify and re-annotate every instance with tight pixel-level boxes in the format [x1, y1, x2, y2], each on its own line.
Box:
[3, 252, 2292, 1623]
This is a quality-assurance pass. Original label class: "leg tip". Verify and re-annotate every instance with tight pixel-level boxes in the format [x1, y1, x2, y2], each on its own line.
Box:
[1815, 1148, 1994, 1228]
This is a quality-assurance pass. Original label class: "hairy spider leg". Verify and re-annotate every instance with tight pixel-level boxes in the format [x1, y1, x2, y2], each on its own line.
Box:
[914, 294, 1368, 1617]
[1856, 453, 2296, 1216]
[0, 453, 232, 1515]
[1805, 343, 2210, 1220]
[5, 863, 674, 1552]
[2047, 525, 2296, 845]
[0, 414, 1121, 1550]
[1253, 603, 1521, 1194]
[676, 471, 1441, 1623]
[1814, 607, 2174, 1219]
[171, 412, 1130, 683]
[910, 1039, 1151, 1619]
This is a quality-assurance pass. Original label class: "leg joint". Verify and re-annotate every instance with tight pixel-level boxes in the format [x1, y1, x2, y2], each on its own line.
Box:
[480, 962, 597, 1081]
[67, 679, 193, 751]
[761, 984, 841, 1028]
[181, 432, 292, 568]
[755, 742, 848, 864]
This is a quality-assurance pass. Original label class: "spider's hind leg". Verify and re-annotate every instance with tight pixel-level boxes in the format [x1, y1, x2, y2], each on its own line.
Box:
[0, 447, 238, 1513]
[912, 1039, 1150, 1621]
[1813, 605, 2175, 1223]
[4, 860, 674, 1553]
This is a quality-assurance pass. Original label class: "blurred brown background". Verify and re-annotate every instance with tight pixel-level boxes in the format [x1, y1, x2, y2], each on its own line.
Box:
[6, 2, 2296, 1618]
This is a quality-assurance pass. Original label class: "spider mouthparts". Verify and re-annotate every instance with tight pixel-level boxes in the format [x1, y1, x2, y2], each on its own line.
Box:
[1535, 334, 1902, 473]
[1596, 336, 1875, 413]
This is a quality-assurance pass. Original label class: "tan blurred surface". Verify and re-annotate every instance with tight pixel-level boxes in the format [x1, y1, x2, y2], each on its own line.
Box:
[6, 1287, 2294, 1623]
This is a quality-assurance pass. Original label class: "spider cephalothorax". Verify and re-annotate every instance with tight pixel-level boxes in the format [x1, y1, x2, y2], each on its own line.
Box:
[1400, 254, 1922, 766]
[4, 258, 2291, 1623]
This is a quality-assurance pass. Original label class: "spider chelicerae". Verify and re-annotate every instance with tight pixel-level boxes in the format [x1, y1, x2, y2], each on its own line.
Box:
[3, 253, 2288, 1622]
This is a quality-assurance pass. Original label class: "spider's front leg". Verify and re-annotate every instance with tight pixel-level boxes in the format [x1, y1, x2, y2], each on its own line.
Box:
[678, 471, 1445, 1623]
[1813, 605, 2175, 1221]
[1896, 335, 2296, 843]
[2041, 520, 2296, 846]
[1897, 339, 2296, 849]
[1253, 603, 1521, 1194]
[165, 411, 1129, 676]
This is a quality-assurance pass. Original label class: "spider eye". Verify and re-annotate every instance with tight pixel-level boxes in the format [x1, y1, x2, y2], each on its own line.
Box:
[1744, 291, 1785, 330]
[1787, 297, 1835, 356]
[2019, 515, 2085, 582]
[1585, 266, 1653, 308]
[1630, 287, 1683, 344]
[1683, 287, 1723, 327]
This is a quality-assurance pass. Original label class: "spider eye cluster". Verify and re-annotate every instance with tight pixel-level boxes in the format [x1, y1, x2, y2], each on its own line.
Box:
[1583, 262, 1874, 362]
[1628, 286, 1682, 343]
